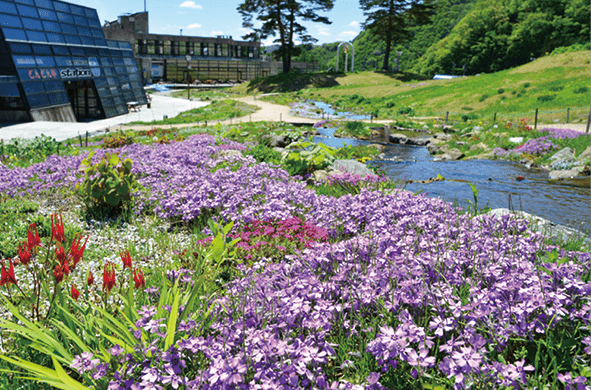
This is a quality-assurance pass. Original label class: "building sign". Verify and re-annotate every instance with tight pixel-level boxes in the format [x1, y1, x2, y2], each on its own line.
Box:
[60, 68, 92, 79]
[27, 68, 59, 80]
[89, 57, 101, 77]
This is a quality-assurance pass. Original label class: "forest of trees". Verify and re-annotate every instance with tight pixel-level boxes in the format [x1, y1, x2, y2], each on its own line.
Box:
[291, 0, 589, 76]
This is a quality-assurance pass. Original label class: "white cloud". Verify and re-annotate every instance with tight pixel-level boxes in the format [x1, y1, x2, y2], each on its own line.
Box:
[348, 21, 359, 27]
[339, 31, 357, 37]
[318, 27, 330, 36]
[187, 23, 201, 29]
[211, 30, 223, 36]
[180, 1, 202, 9]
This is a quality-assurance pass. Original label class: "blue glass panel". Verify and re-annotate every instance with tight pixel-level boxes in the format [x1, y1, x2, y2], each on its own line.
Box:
[3, 27, 27, 40]
[84, 47, 98, 55]
[21, 17, 43, 30]
[42, 20, 61, 32]
[17, 67, 59, 80]
[107, 40, 118, 48]
[123, 57, 135, 66]
[112, 57, 124, 66]
[77, 26, 90, 36]
[73, 15, 86, 25]
[26, 30, 47, 42]
[94, 77, 107, 87]
[35, 56, 54, 66]
[44, 80, 64, 92]
[127, 66, 138, 74]
[129, 72, 140, 81]
[15, 0, 35, 5]
[9, 42, 32, 53]
[56, 11, 73, 23]
[0, 82, 21, 96]
[93, 38, 107, 47]
[60, 23, 76, 34]
[103, 67, 114, 76]
[51, 45, 69, 55]
[54, 56, 72, 66]
[0, 2, 19, 15]
[98, 48, 110, 56]
[48, 91, 67, 104]
[99, 57, 112, 66]
[117, 74, 129, 83]
[69, 46, 84, 55]
[31, 44, 51, 54]
[122, 50, 133, 58]
[84, 8, 98, 19]
[13, 54, 35, 66]
[80, 36, 93, 45]
[38, 9, 57, 21]
[107, 76, 117, 86]
[17, 4, 38, 18]
[90, 27, 103, 37]
[64, 34, 80, 44]
[0, 13, 23, 28]
[26, 92, 50, 107]
[104, 106, 116, 117]
[53, 2, 70, 13]
[115, 66, 126, 74]
[22, 81, 45, 94]
[88, 18, 100, 28]
[72, 57, 87, 66]
[46, 32, 64, 43]
[70, 4, 84, 16]
[35, 0, 54, 9]
[119, 41, 131, 49]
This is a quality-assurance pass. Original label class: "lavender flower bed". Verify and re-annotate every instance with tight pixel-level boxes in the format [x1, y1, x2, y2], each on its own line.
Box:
[493, 127, 587, 157]
[3, 134, 591, 388]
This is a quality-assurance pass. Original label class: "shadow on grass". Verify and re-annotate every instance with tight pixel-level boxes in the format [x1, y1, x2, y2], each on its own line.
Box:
[245, 71, 343, 93]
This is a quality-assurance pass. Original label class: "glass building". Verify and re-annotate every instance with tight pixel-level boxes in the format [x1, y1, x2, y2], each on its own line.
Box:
[0, 0, 147, 123]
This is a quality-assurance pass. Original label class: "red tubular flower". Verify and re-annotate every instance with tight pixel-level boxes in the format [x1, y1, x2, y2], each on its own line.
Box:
[71, 284, 80, 301]
[27, 223, 41, 252]
[62, 258, 70, 277]
[0, 260, 17, 287]
[55, 246, 66, 263]
[133, 268, 146, 289]
[70, 233, 89, 269]
[51, 214, 65, 243]
[18, 241, 31, 265]
[87, 270, 94, 286]
[120, 250, 132, 269]
[54, 265, 63, 284]
[103, 262, 116, 292]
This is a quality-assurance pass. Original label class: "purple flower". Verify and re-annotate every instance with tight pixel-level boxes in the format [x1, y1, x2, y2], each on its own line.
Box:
[70, 352, 100, 374]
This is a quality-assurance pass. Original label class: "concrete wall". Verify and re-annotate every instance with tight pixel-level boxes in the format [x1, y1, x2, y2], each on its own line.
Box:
[30, 104, 76, 122]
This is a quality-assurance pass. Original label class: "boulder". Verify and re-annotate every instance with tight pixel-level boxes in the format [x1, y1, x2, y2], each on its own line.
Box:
[469, 142, 490, 152]
[442, 125, 459, 134]
[550, 147, 574, 161]
[368, 143, 386, 153]
[261, 134, 289, 148]
[549, 167, 583, 179]
[578, 145, 591, 161]
[462, 131, 481, 138]
[508, 137, 523, 144]
[439, 148, 464, 161]
[332, 159, 376, 177]
[409, 138, 430, 146]
[389, 133, 409, 144]
[433, 133, 452, 141]
[484, 208, 591, 246]
[213, 150, 242, 159]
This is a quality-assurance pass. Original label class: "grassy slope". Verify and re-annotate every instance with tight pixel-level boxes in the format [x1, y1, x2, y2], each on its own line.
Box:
[232, 51, 590, 120]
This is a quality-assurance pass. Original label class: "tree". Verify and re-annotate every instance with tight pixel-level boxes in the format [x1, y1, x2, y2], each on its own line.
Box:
[239, 0, 334, 73]
[360, 0, 434, 71]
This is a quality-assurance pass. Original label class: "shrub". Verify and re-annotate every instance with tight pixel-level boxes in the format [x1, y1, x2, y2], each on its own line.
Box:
[523, 82, 531, 88]
[397, 106, 414, 115]
[385, 101, 396, 108]
[574, 86, 589, 94]
[479, 94, 489, 102]
[537, 94, 556, 102]
[102, 132, 135, 149]
[497, 88, 505, 94]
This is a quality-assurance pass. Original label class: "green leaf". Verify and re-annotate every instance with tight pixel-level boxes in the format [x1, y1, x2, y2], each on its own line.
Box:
[165, 288, 181, 350]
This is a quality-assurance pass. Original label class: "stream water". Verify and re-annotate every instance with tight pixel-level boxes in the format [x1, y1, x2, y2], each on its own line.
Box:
[313, 127, 591, 231]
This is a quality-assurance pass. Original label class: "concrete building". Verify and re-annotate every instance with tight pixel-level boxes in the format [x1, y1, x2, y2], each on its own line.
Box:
[0, 0, 147, 123]
[103, 11, 318, 83]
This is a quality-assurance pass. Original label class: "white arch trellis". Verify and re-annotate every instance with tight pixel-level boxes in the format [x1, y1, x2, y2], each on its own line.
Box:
[336, 42, 354, 72]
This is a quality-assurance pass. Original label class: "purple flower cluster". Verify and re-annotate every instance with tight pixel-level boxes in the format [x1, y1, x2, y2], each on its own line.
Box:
[495, 136, 557, 156]
[540, 127, 588, 140]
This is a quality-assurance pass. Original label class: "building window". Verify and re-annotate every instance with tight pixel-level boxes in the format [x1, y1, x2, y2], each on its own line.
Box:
[171, 41, 179, 56]
[155, 40, 164, 55]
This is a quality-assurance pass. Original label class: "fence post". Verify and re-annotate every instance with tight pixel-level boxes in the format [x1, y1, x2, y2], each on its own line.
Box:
[534, 108, 538, 130]
[445, 111, 449, 123]
[586, 105, 591, 134]
[85, 131, 88, 147]
[566, 108, 570, 123]
[493, 113, 497, 122]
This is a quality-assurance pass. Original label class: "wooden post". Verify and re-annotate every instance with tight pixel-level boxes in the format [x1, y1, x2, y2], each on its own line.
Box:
[534, 108, 538, 130]
[493, 113, 497, 122]
[78, 134, 83, 148]
[445, 111, 449, 123]
[586, 105, 591, 134]
[566, 108, 570, 123]
[85, 131, 88, 147]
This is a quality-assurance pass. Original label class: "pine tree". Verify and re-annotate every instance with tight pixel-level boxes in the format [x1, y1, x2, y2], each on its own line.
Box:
[360, 0, 434, 71]
[239, 0, 334, 73]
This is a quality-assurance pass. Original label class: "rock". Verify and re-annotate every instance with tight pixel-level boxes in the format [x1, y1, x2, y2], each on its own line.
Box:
[549, 167, 583, 179]
[550, 147, 574, 161]
[371, 130, 381, 137]
[484, 208, 591, 246]
[433, 133, 452, 141]
[409, 138, 430, 146]
[439, 148, 464, 161]
[427, 142, 442, 154]
[213, 150, 242, 159]
[332, 159, 376, 177]
[261, 134, 289, 147]
[311, 170, 330, 183]
[456, 141, 467, 146]
[508, 137, 523, 144]
[442, 125, 458, 134]
[473, 126, 483, 131]
[469, 142, 490, 152]
[550, 157, 575, 170]
[578, 146, 591, 161]
[368, 143, 386, 153]
[389, 133, 409, 144]
[465, 151, 494, 160]
[461, 131, 481, 138]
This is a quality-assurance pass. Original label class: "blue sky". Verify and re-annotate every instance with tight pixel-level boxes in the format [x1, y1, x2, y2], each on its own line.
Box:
[72, 0, 365, 45]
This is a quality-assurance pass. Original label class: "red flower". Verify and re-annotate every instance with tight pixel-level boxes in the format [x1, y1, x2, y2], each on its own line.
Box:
[62, 258, 70, 277]
[516, 176, 525, 181]
[51, 214, 65, 243]
[27, 223, 41, 252]
[54, 265, 63, 284]
[133, 268, 146, 289]
[0, 260, 17, 287]
[18, 241, 31, 265]
[56, 246, 66, 263]
[71, 284, 80, 301]
[120, 250, 132, 269]
[70, 233, 88, 269]
[87, 270, 94, 286]
[103, 262, 116, 292]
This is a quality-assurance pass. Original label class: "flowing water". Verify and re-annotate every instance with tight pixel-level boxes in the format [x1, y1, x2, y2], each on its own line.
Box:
[313, 128, 591, 231]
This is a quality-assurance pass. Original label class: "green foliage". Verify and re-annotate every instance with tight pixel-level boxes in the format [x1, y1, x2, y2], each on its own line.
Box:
[537, 94, 556, 102]
[574, 86, 589, 94]
[131, 100, 259, 125]
[334, 144, 381, 161]
[101, 132, 135, 149]
[0, 136, 73, 168]
[550, 42, 591, 55]
[244, 144, 282, 165]
[76, 152, 140, 220]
